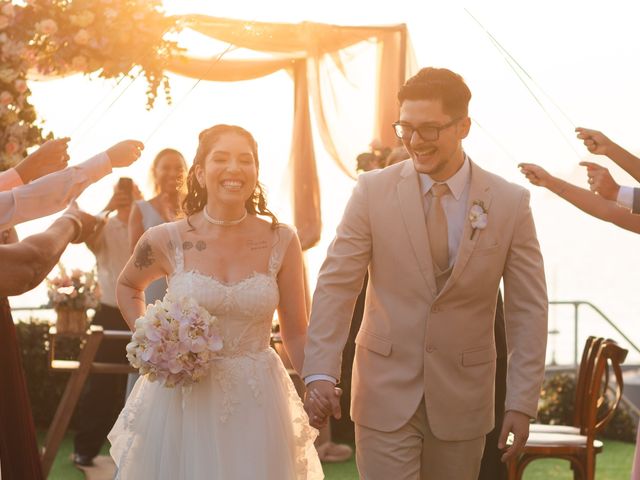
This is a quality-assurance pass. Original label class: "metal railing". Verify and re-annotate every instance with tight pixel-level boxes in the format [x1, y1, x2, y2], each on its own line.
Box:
[550, 300, 640, 367]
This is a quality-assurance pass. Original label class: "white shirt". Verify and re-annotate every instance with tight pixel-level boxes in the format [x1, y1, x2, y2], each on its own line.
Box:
[617, 186, 634, 210]
[305, 155, 472, 386]
[0, 153, 111, 231]
[87, 216, 130, 308]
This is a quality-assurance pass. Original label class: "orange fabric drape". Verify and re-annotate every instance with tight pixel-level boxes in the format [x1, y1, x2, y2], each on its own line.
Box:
[290, 60, 321, 249]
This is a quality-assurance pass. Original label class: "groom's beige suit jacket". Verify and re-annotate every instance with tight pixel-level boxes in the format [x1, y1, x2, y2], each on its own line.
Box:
[302, 159, 547, 441]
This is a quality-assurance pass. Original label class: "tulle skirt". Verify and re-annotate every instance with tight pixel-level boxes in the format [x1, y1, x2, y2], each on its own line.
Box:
[109, 348, 323, 479]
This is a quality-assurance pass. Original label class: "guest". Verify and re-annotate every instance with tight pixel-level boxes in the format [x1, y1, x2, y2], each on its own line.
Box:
[125, 148, 187, 395]
[0, 140, 143, 480]
[72, 180, 142, 467]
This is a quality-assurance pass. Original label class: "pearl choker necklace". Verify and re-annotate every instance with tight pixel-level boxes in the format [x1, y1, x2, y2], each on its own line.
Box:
[203, 206, 247, 226]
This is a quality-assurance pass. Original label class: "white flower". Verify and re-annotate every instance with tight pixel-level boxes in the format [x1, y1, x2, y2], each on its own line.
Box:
[468, 201, 488, 237]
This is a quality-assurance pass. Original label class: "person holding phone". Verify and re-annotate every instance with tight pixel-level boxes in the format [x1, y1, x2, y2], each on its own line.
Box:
[72, 178, 142, 467]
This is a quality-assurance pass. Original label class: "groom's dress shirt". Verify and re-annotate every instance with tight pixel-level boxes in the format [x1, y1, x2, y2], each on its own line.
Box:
[305, 155, 471, 386]
[0, 153, 111, 231]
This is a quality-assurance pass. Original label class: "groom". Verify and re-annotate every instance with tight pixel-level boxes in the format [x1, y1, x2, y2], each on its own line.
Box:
[302, 67, 547, 479]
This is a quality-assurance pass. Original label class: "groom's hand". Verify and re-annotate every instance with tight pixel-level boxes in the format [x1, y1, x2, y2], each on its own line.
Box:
[498, 410, 530, 463]
[304, 380, 342, 429]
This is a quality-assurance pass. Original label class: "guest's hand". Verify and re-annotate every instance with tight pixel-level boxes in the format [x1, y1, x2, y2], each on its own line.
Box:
[575, 127, 614, 156]
[65, 203, 98, 244]
[104, 189, 133, 213]
[498, 410, 530, 463]
[14, 137, 70, 183]
[518, 163, 555, 188]
[579, 161, 620, 200]
[106, 140, 144, 168]
[304, 381, 342, 429]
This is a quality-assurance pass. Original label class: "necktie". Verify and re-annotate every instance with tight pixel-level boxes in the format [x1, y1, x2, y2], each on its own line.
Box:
[427, 183, 450, 275]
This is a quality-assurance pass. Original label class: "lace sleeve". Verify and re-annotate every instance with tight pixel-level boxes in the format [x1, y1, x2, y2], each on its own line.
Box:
[268, 224, 297, 276]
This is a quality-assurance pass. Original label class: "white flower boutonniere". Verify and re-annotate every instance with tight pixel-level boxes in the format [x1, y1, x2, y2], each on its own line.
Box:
[469, 201, 488, 239]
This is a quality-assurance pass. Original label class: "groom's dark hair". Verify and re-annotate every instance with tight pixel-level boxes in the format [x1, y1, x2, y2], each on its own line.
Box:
[398, 67, 471, 118]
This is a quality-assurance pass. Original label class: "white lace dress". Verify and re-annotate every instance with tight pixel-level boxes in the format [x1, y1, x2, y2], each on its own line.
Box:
[108, 223, 322, 479]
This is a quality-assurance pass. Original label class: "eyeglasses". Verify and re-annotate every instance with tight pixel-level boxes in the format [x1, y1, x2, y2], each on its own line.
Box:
[392, 117, 461, 142]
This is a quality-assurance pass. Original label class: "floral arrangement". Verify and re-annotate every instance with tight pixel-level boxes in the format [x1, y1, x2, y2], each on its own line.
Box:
[46, 263, 100, 310]
[126, 295, 224, 388]
[0, 0, 181, 170]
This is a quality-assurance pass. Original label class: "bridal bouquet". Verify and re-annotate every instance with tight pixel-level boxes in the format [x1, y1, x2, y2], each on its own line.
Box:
[126, 295, 223, 388]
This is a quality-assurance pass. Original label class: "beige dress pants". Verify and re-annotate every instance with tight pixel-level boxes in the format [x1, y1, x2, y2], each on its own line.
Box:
[355, 398, 486, 480]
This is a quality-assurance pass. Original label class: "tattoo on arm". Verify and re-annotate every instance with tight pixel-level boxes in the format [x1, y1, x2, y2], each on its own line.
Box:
[196, 240, 206, 251]
[183, 241, 193, 251]
[248, 239, 268, 251]
[134, 240, 155, 270]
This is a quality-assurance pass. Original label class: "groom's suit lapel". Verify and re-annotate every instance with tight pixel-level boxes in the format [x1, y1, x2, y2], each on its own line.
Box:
[438, 160, 493, 297]
[397, 161, 437, 296]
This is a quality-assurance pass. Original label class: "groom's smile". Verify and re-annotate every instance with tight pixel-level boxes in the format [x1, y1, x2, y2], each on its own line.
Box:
[398, 98, 470, 181]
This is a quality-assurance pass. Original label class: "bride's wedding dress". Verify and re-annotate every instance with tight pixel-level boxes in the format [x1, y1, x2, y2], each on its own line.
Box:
[108, 222, 322, 479]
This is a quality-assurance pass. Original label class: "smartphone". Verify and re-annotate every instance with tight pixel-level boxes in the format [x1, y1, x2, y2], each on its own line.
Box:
[117, 177, 133, 199]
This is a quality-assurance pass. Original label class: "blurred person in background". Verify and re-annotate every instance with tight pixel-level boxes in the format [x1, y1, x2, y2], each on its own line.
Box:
[72, 179, 143, 467]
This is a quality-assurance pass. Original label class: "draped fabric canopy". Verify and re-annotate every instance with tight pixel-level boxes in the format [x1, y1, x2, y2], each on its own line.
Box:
[166, 16, 411, 249]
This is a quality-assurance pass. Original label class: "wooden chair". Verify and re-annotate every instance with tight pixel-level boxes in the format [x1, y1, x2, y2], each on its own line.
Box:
[530, 336, 603, 435]
[508, 339, 628, 480]
[41, 325, 136, 477]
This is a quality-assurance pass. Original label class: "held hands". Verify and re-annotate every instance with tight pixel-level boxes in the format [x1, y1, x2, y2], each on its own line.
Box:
[106, 140, 144, 168]
[518, 163, 554, 188]
[579, 161, 620, 200]
[303, 380, 342, 429]
[498, 410, 530, 463]
[14, 137, 70, 183]
[575, 127, 613, 155]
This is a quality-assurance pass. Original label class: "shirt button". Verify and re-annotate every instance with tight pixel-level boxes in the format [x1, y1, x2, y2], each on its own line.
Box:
[431, 305, 441, 313]
[426, 345, 436, 353]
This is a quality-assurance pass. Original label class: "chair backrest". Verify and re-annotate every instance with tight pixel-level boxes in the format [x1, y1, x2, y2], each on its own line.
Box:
[572, 336, 603, 427]
[581, 339, 628, 438]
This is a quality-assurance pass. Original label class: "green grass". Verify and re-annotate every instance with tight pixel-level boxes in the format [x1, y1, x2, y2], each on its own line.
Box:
[44, 434, 634, 480]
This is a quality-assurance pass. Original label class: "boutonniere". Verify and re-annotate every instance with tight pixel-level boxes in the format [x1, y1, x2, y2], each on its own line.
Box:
[469, 200, 488, 239]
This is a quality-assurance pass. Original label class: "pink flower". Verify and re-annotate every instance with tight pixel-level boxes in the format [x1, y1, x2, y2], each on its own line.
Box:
[36, 19, 58, 36]
[73, 29, 90, 45]
[4, 140, 18, 155]
[0, 90, 12, 106]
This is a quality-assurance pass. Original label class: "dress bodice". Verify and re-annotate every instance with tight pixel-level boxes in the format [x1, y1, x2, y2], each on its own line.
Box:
[162, 221, 294, 357]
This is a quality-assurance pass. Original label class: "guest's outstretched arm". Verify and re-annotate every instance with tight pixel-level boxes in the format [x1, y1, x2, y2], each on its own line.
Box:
[519, 163, 640, 234]
[576, 127, 640, 183]
[0, 209, 96, 296]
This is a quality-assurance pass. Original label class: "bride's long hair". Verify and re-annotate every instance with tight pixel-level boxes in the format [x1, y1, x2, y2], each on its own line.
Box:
[182, 124, 278, 228]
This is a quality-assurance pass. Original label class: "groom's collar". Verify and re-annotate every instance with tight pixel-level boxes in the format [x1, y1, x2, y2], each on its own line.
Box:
[418, 154, 471, 201]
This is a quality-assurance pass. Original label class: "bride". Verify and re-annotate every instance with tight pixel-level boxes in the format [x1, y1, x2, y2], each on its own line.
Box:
[109, 125, 323, 479]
